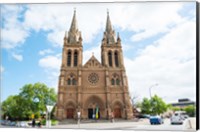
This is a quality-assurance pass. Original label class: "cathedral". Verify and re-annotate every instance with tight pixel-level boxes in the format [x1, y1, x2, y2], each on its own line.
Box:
[56, 10, 133, 120]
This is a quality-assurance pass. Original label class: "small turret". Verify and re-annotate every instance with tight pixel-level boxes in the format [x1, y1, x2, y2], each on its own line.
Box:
[117, 32, 121, 43]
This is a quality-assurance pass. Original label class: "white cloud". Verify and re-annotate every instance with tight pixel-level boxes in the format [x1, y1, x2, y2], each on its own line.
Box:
[2, 2, 189, 52]
[1, 3, 192, 50]
[47, 31, 65, 47]
[1, 28, 29, 49]
[38, 54, 62, 91]
[12, 53, 23, 61]
[39, 49, 54, 56]
[38, 55, 61, 70]
[125, 20, 196, 103]
[1, 5, 29, 49]
[19, 2, 185, 47]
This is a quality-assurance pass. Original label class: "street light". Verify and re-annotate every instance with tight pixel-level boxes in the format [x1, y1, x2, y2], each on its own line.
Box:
[149, 83, 158, 98]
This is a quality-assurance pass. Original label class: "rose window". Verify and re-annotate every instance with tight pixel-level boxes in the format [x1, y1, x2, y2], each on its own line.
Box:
[88, 73, 99, 85]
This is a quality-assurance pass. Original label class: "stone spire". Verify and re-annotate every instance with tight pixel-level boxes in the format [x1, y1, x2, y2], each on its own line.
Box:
[66, 8, 82, 44]
[106, 10, 112, 33]
[70, 9, 78, 32]
[103, 10, 116, 45]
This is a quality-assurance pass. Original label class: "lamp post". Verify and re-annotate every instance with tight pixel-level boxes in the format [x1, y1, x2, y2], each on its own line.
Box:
[149, 83, 158, 98]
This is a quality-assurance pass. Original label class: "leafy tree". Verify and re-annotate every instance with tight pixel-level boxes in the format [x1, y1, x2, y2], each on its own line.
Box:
[170, 106, 181, 112]
[140, 95, 168, 115]
[1, 83, 57, 120]
[184, 105, 196, 117]
[141, 98, 151, 114]
[1, 95, 27, 120]
[150, 95, 168, 115]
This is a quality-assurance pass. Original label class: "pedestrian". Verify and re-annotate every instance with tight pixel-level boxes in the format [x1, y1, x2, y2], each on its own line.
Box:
[38, 121, 41, 128]
[111, 111, 114, 123]
[32, 119, 36, 127]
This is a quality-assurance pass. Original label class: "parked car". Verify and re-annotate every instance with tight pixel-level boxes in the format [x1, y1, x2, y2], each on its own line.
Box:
[0, 120, 6, 125]
[170, 111, 187, 124]
[16, 121, 29, 127]
[149, 115, 164, 125]
[8, 121, 16, 126]
[137, 114, 150, 119]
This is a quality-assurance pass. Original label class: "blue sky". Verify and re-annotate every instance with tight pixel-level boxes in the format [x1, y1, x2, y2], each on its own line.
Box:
[1, 2, 196, 103]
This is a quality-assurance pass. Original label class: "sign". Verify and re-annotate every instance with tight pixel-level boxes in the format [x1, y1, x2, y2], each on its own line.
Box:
[46, 105, 54, 113]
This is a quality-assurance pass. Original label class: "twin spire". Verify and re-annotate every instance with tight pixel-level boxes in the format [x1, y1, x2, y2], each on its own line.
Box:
[69, 9, 78, 33]
[66, 9, 120, 45]
[106, 10, 113, 33]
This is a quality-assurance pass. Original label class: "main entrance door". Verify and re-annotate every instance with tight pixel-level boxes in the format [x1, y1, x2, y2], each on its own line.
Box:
[88, 109, 93, 119]
[66, 108, 74, 119]
[88, 108, 100, 119]
[114, 108, 121, 118]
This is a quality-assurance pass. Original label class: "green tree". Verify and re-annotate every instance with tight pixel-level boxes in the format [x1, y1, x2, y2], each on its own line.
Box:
[140, 95, 168, 115]
[184, 105, 196, 117]
[150, 95, 168, 115]
[1, 83, 57, 120]
[1, 95, 27, 120]
[141, 98, 151, 114]
[170, 106, 181, 112]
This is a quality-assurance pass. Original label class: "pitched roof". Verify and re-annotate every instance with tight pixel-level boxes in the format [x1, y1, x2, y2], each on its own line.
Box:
[83, 55, 102, 68]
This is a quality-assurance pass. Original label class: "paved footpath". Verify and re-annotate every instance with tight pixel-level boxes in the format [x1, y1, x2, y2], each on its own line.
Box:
[51, 118, 196, 131]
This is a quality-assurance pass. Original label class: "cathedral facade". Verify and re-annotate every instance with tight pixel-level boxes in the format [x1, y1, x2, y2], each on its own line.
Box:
[56, 10, 133, 120]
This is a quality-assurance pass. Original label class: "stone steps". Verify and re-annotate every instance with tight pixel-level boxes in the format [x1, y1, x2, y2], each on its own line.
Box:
[59, 118, 140, 125]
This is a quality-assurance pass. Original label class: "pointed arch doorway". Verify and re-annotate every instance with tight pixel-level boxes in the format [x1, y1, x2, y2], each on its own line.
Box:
[112, 100, 123, 119]
[65, 101, 76, 119]
[84, 95, 105, 119]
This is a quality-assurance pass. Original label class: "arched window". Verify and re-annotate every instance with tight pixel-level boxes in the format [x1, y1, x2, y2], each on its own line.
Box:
[108, 51, 112, 67]
[116, 78, 120, 85]
[74, 51, 78, 67]
[67, 79, 71, 85]
[72, 78, 76, 85]
[111, 79, 115, 85]
[67, 74, 77, 86]
[111, 73, 120, 86]
[114, 51, 119, 67]
[67, 50, 71, 66]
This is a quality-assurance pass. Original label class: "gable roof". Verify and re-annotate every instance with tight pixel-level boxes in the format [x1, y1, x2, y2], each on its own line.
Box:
[83, 55, 102, 68]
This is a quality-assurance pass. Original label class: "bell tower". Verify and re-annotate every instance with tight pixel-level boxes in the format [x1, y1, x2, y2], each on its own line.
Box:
[101, 11, 133, 119]
[62, 9, 83, 68]
[101, 11, 125, 69]
[57, 9, 83, 120]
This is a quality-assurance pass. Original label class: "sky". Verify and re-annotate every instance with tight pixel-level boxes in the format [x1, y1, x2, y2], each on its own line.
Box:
[0, 2, 197, 104]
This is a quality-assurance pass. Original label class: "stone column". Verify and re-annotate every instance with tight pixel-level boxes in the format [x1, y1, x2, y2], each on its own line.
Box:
[77, 70, 82, 118]
[105, 70, 112, 119]
[104, 50, 108, 67]
[71, 50, 74, 67]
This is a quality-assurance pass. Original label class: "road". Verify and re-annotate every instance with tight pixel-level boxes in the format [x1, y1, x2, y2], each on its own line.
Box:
[51, 118, 196, 131]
